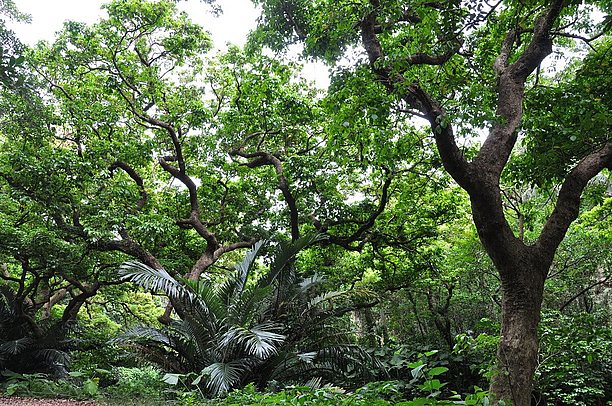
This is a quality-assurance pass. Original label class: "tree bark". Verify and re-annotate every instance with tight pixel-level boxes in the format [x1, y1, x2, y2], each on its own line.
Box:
[489, 261, 547, 406]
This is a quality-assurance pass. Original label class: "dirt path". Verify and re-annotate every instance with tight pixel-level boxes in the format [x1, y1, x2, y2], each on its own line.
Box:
[0, 398, 98, 405]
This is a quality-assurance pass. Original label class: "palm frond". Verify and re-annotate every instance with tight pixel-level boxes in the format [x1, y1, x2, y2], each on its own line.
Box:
[298, 273, 325, 293]
[33, 348, 70, 366]
[120, 342, 184, 372]
[307, 291, 346, 309]
[304, 376, 323, 389]
[202, 360, 248, 395]
[112, 326, 172, 347]
[219, 322, 285, 359]
[226, 284, 273, 325]
[234, 240, 265, 294]
[296, 351, 317, 363]
[182, 279, 223, 332]
[119, 261, 192, 302]
[264, 233, 326, 287]
[0, 337, 34, 355]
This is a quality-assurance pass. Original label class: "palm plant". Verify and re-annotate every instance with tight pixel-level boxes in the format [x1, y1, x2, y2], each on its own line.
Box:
[0, 286, 72, 377]
[116, 233, 378, 396]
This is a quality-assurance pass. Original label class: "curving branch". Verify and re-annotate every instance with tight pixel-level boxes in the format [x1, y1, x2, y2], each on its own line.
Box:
[537, 142, 612, 260]
[408, 84, 472, 190]
[559, 274, 611, 312]
[230, 149, 300, 241]
[359, 4, 471, 190]
[109, 35, 254, 284]
[109, 160, 148, 210]
[91, 235, 162, 270]
[314, 169, 394, 251]
[475, 0, 566, 179]
[509, 0, 565, 81]
[347, 168, 392, 242]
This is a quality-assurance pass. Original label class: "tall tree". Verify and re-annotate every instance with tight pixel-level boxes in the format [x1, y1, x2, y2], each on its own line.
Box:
[2, 0, 441, 330]
[251, 0, 611, 403]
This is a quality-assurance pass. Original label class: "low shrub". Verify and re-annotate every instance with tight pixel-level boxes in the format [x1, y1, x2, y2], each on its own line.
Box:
[0, 371, 99, 399]
[535, 310, 612, 406]
[194, 382, 490, 406]
[103, 366, 166, 400]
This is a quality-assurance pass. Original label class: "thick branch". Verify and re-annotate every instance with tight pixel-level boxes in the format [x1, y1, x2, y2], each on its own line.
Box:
[158, 156, 219, 251]
[61, 282, 100, 323]
[91, 236, 162, 270]
[409, 85, 472, 190]
[510, 0, 565, 81]
[475, 0, 566, 178]
[188, 240, 254, 280]
[314, 170, 394, 251]
[405, 45, 461, 66]
[537, 142, 612, 259]
[158, 157, 198, 213]
[359, 7, 471, 189]
[361, 6, 385, 68]
[348, 169, 392, 241]
[109, 160, 148, 210]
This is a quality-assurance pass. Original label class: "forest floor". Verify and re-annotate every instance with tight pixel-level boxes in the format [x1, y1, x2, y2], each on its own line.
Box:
[0, 398, 98, 405]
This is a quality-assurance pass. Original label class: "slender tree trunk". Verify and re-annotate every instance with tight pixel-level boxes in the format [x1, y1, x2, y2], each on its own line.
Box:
[489, 262, 547, 406]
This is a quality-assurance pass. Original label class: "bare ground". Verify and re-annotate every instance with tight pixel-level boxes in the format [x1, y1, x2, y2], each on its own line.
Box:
[0, 398, 98, 406]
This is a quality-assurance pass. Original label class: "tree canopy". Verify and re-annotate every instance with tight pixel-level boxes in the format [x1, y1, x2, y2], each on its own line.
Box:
[0, 1, 610, 405]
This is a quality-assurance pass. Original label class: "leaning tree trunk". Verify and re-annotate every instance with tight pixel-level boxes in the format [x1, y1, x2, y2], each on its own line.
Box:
[489, 263, 547, 406]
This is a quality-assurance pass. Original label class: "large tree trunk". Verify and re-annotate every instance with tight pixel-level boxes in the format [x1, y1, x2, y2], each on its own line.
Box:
[489, 264, 546, 406]
[354, 1, 610, 403]
[469, 186, 552, 405]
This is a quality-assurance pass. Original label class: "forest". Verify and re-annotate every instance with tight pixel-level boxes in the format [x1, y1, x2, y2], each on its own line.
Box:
[0, 0, 610, 405]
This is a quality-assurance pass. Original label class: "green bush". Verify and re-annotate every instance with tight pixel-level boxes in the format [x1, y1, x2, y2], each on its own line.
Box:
[103, 366, 166, 400]
[535, 310, 612, 405]
[194, 382, 489, 406]
[0, 371, 99, 399]
[370, 343, 490, 398]
[69, 312, 125, 374]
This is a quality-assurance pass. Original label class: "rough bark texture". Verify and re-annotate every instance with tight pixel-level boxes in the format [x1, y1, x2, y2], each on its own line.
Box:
[490, 263, 546, 405]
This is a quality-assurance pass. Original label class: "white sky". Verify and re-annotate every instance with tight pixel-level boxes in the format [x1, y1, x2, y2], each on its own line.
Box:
[7, 0, 329, 86]
[7, 0, 259, 50]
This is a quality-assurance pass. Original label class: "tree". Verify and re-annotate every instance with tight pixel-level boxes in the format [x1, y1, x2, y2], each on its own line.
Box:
[1, 0, 449, 333]
[251, 0, 611, 403]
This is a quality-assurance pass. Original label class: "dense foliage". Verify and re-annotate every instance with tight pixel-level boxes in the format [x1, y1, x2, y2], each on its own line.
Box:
[115, 234, 378, 396]
[0, 0, 610, 405]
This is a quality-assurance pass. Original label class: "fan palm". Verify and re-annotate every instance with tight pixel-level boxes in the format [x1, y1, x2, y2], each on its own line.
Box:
[116, 233, 378, 396]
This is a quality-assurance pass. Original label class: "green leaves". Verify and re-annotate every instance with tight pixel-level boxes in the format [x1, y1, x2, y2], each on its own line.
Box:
[507, 40, 612, 187]
[202, 361, 248, 395]
[116, 234, 378, 395]
[119, 261, 192, 304]
[219, 323, 285, 359]
[427, 367, 449, 377]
